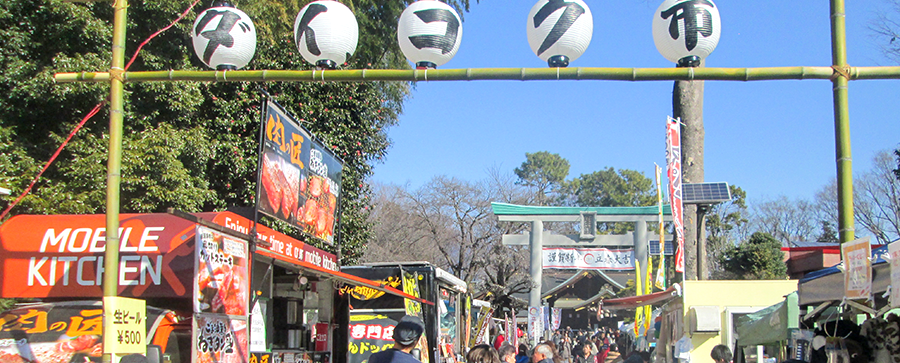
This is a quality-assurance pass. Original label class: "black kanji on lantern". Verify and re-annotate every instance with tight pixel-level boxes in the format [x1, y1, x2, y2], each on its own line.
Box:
[195, 9, 245, 64]
[296, 3, 328, 56]
[659, 0, 715, 51]
[533, 0, 586, 56]
[408, 9, 460, 54]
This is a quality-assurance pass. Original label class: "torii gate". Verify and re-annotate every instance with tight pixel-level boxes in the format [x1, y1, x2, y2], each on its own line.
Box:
[491, 202, 673, 314]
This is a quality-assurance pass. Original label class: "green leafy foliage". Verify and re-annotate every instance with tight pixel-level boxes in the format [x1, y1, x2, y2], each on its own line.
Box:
[514, 151, 570, 205]
[0, 0, 474, 263]
[719, 232, 788, 280]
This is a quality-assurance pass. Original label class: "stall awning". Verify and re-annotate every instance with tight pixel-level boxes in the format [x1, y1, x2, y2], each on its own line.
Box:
[735, 292, 799, 346]
[798, 244, 891, 306]
[601, 284, 681, 310]
[255, 248, 434, 306]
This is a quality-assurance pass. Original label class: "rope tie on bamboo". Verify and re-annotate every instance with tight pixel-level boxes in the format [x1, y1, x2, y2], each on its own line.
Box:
[112, 0, 129, 10]
[556, 67, 560, 80]
[424, 69, 428, 82]
[831, 65, 851, 81]
[221, 69, 227, 82]
[109, 67, 125, 83]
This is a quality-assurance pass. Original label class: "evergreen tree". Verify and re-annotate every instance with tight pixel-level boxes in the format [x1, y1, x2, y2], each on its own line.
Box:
[719, 232, 788, 280]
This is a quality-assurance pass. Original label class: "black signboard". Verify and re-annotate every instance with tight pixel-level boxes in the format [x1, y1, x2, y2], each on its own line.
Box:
[257, 101, 343, 244]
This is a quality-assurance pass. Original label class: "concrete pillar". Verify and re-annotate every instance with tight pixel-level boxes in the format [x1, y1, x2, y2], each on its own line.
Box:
[529, 220, 543, 308]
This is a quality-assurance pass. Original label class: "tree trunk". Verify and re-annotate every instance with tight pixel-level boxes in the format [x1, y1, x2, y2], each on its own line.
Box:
[673, 79, 705, 281]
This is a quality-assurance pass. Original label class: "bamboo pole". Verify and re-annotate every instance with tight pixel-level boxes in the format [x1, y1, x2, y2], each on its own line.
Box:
[54, 66, 900, 84]
[102, 1, 127, 362]
[831, 0, 855, 243]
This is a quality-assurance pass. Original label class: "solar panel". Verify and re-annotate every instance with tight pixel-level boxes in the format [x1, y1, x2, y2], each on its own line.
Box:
[649, 240, 674, 256]
[682, 182, 732, 204]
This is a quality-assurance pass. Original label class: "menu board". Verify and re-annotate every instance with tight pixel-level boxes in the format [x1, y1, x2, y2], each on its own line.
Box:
[194, 226, 249, 316]
[842, 237, 872, 301]
[258, 100, 343, 244]
[193, 313, 249, 363]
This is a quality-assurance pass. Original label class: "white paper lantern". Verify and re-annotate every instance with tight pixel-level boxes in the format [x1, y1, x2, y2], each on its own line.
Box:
[652, 0, 721, 67]
[294, 0, 359, 69]
[526, 0, 593, 68]
[397, 1, 463, 69]
[191, 4, 257, 70]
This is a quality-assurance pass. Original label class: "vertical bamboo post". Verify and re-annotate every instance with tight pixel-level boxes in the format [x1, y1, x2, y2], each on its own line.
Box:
[830, 0, 854, 243]
[102, 0, 127, 362]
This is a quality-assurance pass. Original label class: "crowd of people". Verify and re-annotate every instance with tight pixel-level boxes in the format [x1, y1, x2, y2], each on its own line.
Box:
[370, 315, 666, 363]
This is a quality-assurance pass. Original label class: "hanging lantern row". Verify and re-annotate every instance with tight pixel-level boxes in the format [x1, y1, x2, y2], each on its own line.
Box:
[190, 0, 721, 71]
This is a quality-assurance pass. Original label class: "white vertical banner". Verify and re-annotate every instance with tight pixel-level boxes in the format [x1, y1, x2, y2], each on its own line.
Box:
[891, 242, 900, 308]
[528, 307, 542, 345]
[551, 308, 561, 331]
[542, 306, 550, 333]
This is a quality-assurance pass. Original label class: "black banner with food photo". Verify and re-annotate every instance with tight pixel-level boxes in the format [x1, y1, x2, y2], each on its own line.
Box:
[257, 100, 343, 245]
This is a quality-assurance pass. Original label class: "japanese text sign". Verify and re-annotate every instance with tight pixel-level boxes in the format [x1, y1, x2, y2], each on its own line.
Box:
[258, 101, 343, 244]
[543, 247, 634, 270]
[842, 237, 872, 301]
[103, 296, 146, 354]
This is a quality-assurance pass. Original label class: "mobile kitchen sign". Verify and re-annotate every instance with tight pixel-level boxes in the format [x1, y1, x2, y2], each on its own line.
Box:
[258, 100, 343, 244]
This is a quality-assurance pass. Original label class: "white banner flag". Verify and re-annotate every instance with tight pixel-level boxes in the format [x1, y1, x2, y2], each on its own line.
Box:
[543, 247, 634, 270]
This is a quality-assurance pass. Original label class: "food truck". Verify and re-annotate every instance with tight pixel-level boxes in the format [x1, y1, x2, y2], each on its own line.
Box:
[337, 263, 469, 363]
[0, 211, 420, 363]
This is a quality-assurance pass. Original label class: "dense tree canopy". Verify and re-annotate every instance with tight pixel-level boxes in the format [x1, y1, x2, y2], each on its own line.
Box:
[719, 232, 788, 280]
[0, 0, 473, 263]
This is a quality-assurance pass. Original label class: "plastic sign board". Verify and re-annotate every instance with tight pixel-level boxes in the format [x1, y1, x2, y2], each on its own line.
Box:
[890, 242, 900, 307]
[842, 237, 872, 301]
[258, 100, 343, 244]
[194, 226, 249, 316]
[103, 296, 146, 354]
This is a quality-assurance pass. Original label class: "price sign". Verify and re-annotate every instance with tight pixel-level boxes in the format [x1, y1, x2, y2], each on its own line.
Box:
[103, 296, 147, 354]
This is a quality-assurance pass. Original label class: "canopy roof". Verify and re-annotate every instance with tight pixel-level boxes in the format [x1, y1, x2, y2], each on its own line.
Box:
[735, 292, 799, 346]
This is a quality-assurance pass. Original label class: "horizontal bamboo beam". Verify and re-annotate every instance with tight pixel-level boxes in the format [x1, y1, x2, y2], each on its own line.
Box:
[54, 66, 900, 83]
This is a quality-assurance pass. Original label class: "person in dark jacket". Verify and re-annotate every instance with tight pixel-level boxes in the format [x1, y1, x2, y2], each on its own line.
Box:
[573, 344, 596, 363]
[369, 315, 426, 363]
[516, 344, 531, 363]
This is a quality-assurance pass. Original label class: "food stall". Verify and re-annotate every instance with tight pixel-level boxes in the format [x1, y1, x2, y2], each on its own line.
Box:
[339, 262, 468, 363]
[0, 211, 422, 363]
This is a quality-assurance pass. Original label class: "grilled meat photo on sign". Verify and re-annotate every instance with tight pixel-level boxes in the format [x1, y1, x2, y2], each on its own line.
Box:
[196, 233, 249, 316]
[260, 152, 301, 220]
[0, 335, 101, 363]
[297, 175, 337, 240]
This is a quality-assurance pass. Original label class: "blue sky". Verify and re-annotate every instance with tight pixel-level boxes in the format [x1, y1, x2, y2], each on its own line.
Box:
[371, 0, 900, 202]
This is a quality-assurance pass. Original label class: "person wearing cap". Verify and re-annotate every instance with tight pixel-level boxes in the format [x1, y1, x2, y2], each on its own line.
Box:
[369, 315, 426, 363]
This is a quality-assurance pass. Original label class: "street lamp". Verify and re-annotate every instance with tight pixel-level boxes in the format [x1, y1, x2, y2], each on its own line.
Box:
[397, 0, 463, 69]
[191, 1, 257, 70]
[526, 0, 593, 68]
[294, 0, 359, 70]
[652, 0, 720, 67]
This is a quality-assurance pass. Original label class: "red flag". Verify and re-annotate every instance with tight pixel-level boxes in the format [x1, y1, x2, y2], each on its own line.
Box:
[666, 117, 685, 273]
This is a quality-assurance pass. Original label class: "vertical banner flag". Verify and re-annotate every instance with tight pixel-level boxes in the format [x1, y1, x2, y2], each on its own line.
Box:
[842, 237, 872, 301]
[634, 260, 643, 337]
[891, 242, 900, 308]
[666, 117, 685, 273]
[402, 269, 423, 318]
[511, 309, 519, 350]
[542, 306, 550, 333]
[506, 313, 515, 345]
[258, 100, 343, 244]
[551, 308, 561, 331]
[528, 307, 542, 345]
[644, 255, 653, 333]
[655, 164, 667, 290]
